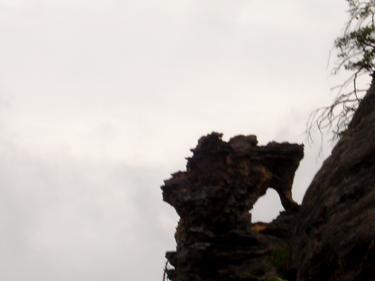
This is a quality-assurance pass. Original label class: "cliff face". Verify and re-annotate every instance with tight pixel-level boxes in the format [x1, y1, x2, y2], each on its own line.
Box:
[162, 77, 375, 281]
[287, 79, 375, 281]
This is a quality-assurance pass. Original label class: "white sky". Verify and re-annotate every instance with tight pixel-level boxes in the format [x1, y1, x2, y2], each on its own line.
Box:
[0, 0, 357, 280]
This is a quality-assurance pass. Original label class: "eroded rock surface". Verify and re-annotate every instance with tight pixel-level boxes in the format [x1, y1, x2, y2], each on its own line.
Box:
[162, 76, 375, 281]
[287, 76, 375, 281]
[161, 133, 303, 281]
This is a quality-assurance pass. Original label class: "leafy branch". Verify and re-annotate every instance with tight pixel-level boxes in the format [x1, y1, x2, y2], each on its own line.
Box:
[307, 0, 375, 144]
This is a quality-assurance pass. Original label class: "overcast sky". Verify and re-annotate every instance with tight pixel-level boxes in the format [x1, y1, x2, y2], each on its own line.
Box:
[0, 0, 357, 280]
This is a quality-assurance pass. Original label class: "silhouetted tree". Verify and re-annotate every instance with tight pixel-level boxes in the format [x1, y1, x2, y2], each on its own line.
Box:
[307, 0, 375, 143]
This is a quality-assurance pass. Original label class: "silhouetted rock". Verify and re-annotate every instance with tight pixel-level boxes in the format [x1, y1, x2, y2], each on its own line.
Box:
[161, 133, 303, 281]
[287, 77, 375, 281]
[162, 76, 375, 281]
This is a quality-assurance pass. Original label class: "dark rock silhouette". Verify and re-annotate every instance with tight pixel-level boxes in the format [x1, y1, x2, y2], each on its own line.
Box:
[287, 77, 375, 281]
[161, 133, 303, 281]
[161, 76, 375, 281]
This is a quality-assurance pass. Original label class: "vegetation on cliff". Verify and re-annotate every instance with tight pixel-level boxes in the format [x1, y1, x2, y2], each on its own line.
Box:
[308, 0, 375, 141]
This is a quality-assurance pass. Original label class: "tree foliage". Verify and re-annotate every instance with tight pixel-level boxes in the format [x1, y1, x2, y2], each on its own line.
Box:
[307, 0, 375, 143]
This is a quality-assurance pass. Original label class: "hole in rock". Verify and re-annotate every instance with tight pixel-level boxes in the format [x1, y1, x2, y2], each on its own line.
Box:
[250, 189, 283, 223]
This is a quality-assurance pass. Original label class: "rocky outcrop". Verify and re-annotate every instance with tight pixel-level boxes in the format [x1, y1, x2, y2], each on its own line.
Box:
[161, 133, 303, 281]
[287, 77, 375, 280]
[161, 76, 375, 281]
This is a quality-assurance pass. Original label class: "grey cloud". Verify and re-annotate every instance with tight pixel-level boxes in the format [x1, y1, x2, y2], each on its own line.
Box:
[0, 141, 176, 280]
[0, 1, 351, 280]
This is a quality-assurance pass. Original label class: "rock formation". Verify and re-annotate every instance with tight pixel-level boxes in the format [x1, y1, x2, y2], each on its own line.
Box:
[161, 133, 303, 281]
[286, 77, 375, 281]
[162, 76, 375, 281]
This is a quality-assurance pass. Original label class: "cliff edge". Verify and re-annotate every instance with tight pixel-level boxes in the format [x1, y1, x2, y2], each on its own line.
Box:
[287, 77, 375, 281]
